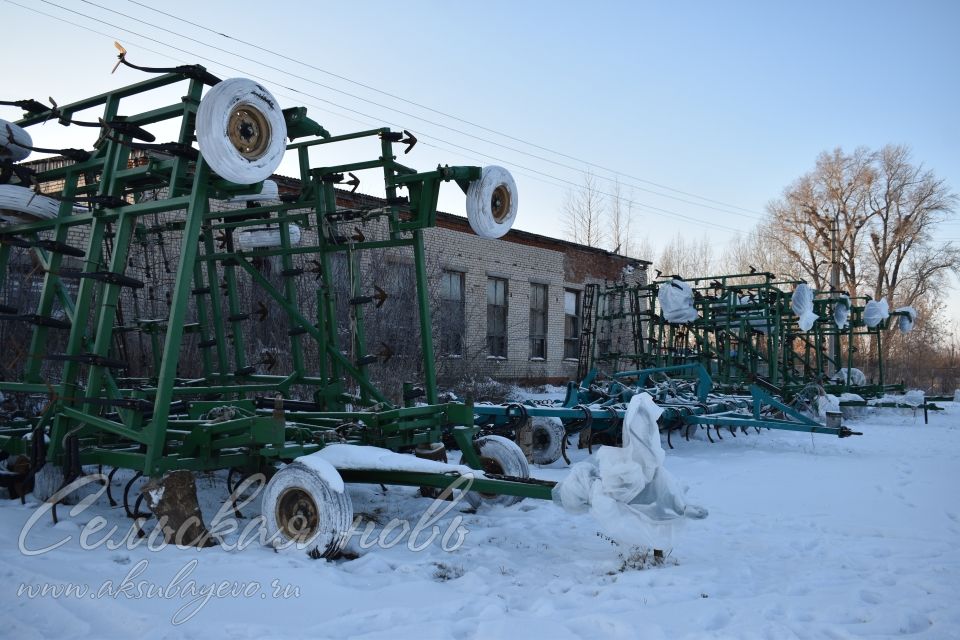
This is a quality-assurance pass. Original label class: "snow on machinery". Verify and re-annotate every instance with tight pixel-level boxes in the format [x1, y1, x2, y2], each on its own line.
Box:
[0, 50, 708, 557]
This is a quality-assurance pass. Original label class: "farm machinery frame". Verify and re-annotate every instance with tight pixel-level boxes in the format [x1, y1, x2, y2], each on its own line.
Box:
[0, 58, 552, 555]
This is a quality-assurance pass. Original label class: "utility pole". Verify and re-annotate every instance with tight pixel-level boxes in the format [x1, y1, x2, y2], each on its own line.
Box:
[829, 210, 841, 374]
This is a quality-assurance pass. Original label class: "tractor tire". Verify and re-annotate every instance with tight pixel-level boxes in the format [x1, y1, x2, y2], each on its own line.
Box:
[529, 417, 566, 465]
[261, 461, 353, 559]
[465, 435, 529, 508]
[465, 165, 518, 238]
[196, 78, 287, 184]
[0, 119, 32, 162]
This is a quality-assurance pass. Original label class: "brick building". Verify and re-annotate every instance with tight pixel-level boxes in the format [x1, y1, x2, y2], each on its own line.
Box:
[307, 182, 650, 384]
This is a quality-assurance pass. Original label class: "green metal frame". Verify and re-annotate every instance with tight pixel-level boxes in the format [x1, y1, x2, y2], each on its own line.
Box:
[0, 69, 552, 500]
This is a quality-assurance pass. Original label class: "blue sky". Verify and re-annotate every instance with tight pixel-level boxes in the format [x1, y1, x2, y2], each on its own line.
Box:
[2, 0, 958, 319]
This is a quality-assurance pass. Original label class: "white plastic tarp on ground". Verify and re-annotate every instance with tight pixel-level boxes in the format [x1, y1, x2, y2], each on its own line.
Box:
[658, 279, 699, 324]
[791, 284, 818, 331]
[864, 299, 890, 328]
[552, 393, 707, 549]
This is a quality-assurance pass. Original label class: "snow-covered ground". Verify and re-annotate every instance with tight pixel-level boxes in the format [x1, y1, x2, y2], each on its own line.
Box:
[2, 401, 958, 639]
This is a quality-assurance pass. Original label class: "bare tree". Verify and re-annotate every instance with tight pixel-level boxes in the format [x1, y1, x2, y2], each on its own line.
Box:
[721, 223, 795, 278]
[655, 232, 715, 279]
[865, 145, 959, 306]
[562, 170, 606, 248]
[765, 145, 957, 305]
[766, 147, 876, 296]
[608, 178, 638, 257]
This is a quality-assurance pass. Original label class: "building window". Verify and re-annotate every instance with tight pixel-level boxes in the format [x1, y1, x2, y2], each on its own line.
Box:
[439, 270, 465, 356]
[487, 277, 508, 357]
[564, 288, 581, 360]
[529, 283, 548, 359]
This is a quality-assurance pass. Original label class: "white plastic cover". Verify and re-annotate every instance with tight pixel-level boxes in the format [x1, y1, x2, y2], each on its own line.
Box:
[552, 393, 707, 549]
[0, 119, 32, 162]
[903, 389, 925, 407]
[791, 284, 818, 331]
[864, 298, 890, 328]
[465, 165, 519, 239]
[235, 224, 301, 250]
[834, 295, 851, 330]
[832, 367, 867, 387]
[816, 393, 840, 418]
[658, 279, 699, 324]
[894, 306, 917, 333]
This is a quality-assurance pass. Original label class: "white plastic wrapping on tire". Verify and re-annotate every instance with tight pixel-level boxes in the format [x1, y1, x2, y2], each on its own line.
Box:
[658, 279, 699, 324]
[894, 306, 917, 333]
[791, 284, 818, 331]
[465, 165, 519, 239]
[863, 298, 889, 328]
[196, 78, 287, 184]
[552, 393, 707, 549]
[235, 224, 301, 250]
[834, 295, 851, 329]
[832, 367, 867, 387]
[0, 119, 32, 162]
[0, 184, 62, 222]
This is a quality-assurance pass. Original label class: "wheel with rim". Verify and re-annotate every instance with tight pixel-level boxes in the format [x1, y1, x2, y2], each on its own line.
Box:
[0, 184, 61, 223]
[0, 119, 32, 162]
[465, 435, 529, 508]
[196, 78, 287, 185]
[529, 417, 566, 465]
[261, 461, 353, 558]
[465, 165, 518, 239]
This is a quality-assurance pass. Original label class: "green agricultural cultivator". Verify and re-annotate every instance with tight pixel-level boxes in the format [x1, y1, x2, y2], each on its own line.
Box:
[0, 53, 562, 556]
[581, 271, 919, 399]
[473, 270, 930, 463]
[472, 361, 862, 465]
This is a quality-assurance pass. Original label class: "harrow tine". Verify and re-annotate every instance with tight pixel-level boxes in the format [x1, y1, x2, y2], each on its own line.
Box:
[106, 467, 119, 507]
[122, 471, 143, 518]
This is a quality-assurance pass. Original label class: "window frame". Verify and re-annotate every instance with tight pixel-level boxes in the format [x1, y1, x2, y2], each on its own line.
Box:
[439, 270, 465, 357]
[529, 282, 548, 359]
[563, 288, 581, 360]
[486, 277, 508, 358]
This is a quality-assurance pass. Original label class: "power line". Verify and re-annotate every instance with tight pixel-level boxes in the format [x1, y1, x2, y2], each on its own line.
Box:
[120, 0, 766, 220]
[6, 0, 757, 238]
[71, 0, 763, 222]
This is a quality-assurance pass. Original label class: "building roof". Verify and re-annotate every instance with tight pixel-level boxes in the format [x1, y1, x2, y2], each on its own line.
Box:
[270, 173, 651, 266]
